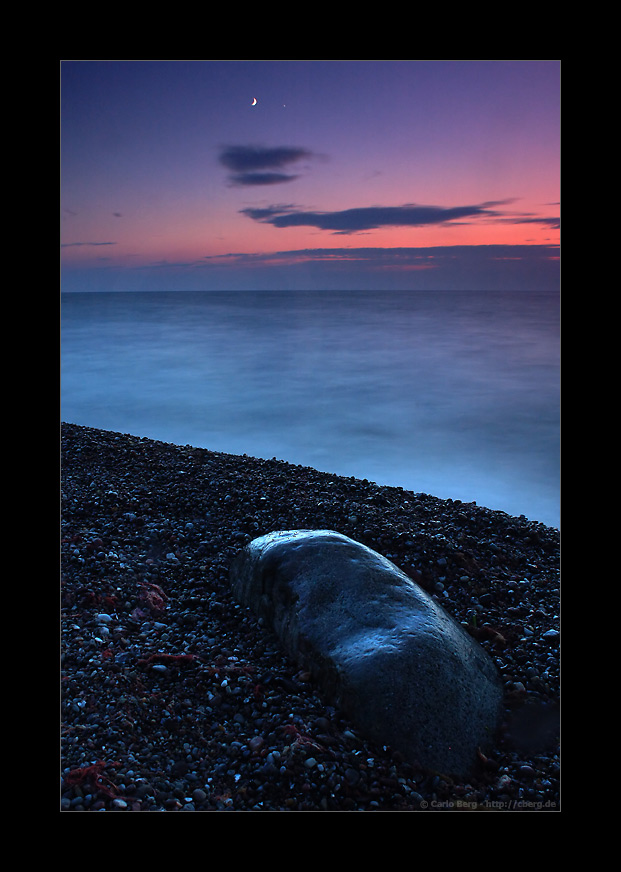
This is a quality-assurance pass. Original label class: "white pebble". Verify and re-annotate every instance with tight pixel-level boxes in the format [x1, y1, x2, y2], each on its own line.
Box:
[111, 798, 128, 810]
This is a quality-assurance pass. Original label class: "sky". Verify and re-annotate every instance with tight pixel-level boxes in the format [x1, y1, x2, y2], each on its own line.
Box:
[60, 60, 560, 293]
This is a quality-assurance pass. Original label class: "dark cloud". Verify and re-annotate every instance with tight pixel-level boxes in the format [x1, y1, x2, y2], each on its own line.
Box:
[228, 171, 301, 187]
[61, 243, 559, 293]
[240, 201, 517, 234]
[206, 244, 558, 269]
[61, 241, 117, 247]
[199, 243, 559, 292]
[505, 215, 560, 230]
[219, 145, 312, 172]
[219, 144, 314, 186]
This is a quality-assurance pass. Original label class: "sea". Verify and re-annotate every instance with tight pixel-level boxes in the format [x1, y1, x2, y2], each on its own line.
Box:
[60, 289, 560, 529]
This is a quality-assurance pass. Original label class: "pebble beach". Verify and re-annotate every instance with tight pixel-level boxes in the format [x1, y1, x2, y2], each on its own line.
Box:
[60, 422, 560, 812]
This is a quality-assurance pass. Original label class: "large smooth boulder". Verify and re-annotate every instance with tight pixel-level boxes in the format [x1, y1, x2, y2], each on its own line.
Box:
[230, 529, 503, 775]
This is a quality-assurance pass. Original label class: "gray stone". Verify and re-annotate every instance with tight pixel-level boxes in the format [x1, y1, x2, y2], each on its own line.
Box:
[230, 529, 503, 775]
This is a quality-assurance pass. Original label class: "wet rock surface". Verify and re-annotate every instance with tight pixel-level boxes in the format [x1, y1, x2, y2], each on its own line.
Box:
[61, 423, 560, 811]
[231, 530, 503, 776]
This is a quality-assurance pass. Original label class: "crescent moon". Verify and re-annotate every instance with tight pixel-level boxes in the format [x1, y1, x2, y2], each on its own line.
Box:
[251, 98, 257, 106]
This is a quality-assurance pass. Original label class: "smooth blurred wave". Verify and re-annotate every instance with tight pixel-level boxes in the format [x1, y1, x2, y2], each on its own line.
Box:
[61, 289, 560, 527]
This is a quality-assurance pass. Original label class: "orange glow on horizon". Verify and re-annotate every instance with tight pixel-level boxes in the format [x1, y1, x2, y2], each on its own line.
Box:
[61, 189, 559, 272]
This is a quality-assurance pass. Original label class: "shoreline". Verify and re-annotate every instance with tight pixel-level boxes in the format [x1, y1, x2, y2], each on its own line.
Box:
[61, 422, 560, 811]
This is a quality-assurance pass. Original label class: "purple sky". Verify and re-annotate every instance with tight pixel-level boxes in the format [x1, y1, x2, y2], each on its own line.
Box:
[61, 60, 560, 292]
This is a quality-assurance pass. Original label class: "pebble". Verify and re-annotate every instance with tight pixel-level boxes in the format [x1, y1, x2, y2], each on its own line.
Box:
[345, 767, 360, 785]
[111, 799, 128, 810]
[61, 423, 560, 812]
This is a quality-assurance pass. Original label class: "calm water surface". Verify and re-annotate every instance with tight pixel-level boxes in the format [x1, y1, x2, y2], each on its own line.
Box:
[61, 289, 560, 528]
